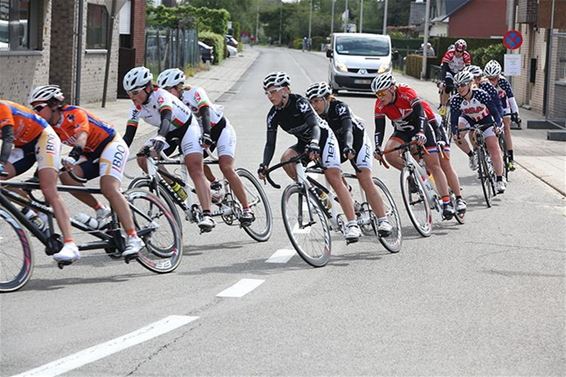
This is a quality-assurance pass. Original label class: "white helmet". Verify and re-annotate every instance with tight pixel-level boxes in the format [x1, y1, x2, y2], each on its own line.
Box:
[305, 82, 332, 100]
[262, 71, 291, 90]
[123, 66, 153, 92]
[371, 72, 395, 93]
[29, 85, 64, 104]
[454, 70, 474, 86]
[157, 68, 186, 89]
[466, 65, 483, 77]
[484, 60, 502, 77]
[454, 39, 467, 51]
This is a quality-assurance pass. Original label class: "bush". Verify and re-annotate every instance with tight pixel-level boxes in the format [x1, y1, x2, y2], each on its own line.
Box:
[469, 44, 506, 68]
[292, 37, 303, 49]
[199, 31, 225, 65]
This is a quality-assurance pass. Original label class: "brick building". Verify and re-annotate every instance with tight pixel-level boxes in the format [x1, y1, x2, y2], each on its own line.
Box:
[512, 0, 565, 119]
[0, 0, 145, 105]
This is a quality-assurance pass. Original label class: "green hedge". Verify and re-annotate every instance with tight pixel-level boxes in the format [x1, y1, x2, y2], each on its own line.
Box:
[199, 31, 225, 65]
[147, 5, 230, 35]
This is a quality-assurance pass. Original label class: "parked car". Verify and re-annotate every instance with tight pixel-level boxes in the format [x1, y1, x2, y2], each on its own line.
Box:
[225, 35, 238, 48]
[198, 41, 214, 64]
[227, 44, 238, 57]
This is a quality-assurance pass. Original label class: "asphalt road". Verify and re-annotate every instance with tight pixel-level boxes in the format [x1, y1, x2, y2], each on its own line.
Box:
[1, 47, 565, 376]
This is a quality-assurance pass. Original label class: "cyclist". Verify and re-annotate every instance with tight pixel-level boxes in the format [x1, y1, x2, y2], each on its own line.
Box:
[305, 81, 393, 236]
[156, 68, 254, 225]
[371, 72, 456, 219]
[484, 59, 519, 171]
[450, 70, 507, 193]
[453, 65, 503, 169]
[122, 66, 215, 232]
[439, 39, 471, 114]
[257, 72, 361, 242]
[0, 100, 78, 263]
[29, 85, 144, 259]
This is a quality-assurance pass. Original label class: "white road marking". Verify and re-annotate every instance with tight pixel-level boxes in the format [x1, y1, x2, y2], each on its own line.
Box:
[266, 248, 295, 263]
[216, 278, 265, 298]
[11, 315, 198, 377]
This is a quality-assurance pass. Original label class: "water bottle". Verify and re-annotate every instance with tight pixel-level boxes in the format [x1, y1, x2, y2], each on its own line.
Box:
[319, 191, 332, 210]
[73, 213, 99, 229]
[23, 208, 48, 233]
[171, 181, 188, 201]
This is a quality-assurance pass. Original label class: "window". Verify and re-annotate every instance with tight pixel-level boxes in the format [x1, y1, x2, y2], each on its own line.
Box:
[0, 0, 42, 51]
[86, 4, 108, 50]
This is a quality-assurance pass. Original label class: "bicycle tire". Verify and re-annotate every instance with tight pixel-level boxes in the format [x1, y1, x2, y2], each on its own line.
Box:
[372, 177, 402, 253]
[128, 177, 183, 234]
[235, 168, 273, 242]
[498, 133, 509, 180]
[451, 193, 465, 224]
[400, 168, 432, 237]
[125, 189, 183, 274]
[0, 209, 33, 292]
[477, 147, 492, 208]
[281, 184, 331, 267]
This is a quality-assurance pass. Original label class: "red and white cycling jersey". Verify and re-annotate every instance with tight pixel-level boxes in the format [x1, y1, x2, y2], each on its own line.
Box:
[374, 84, 425, 132]
[181, 87, 224, 126]
[441, 49, 472, 74]
[126, 88, 193, 130]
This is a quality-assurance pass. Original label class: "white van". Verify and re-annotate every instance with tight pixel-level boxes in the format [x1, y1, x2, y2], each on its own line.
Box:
[326, 33, 392, 93]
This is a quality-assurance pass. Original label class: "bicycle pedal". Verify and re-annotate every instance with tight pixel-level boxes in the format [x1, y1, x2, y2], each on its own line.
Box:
[345, 237, 359, 245]
[199, 226, 213, 234]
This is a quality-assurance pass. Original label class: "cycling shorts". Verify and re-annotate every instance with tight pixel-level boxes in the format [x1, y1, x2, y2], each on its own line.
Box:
[80, 135, 129, 182]
[289, 130, 341, 169]
[211, 119, 237, 158]
[143, 117, 202, 157]
[443, 76, 454, 94]
[458, 117, 497, 139]
[390, 122, 438, 153]
[8, 127, 61, 175]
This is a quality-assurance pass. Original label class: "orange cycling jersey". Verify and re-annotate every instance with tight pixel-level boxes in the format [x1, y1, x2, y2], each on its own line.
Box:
[53, 105, 116, 153]
[0, 100, 49, 147]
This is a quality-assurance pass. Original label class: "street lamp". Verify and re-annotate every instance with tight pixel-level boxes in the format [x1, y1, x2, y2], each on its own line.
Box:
[331, 0, 335, 34]
[359, 0, 364, 33]
[278, 0, 282, 45]
[308, 0, 312, 44]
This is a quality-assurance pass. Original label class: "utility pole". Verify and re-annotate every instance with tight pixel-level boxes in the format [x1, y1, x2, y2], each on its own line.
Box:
[382, 0, 388, 35]
[331, 0, 335, 34]
[420, 0, 431, 80]
[359, 0, 364, 33]
[308, 0, 312, 42]
[344, 0, 348, 32]
[278, 0, 282, 45]
[255, 1, 259, 43]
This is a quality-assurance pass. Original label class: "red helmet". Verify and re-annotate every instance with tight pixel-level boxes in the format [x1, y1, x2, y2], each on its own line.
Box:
[454, 39, 467, 51]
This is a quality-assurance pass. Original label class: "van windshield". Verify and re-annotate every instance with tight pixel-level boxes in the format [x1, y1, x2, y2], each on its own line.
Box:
[335, 35, 389, 57]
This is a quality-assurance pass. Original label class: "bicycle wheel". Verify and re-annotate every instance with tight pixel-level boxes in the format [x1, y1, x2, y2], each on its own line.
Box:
[128, 177, 183, 233]
[125, 189, 183, 274]
[372, 177, 402, 253]
[235, 168, 273, 242]
[281, 184, 331, 267]
[400, 168, 432, 237]
[477, 147, 493, 208]
[498, 133, 509, 180]
[0, 209, 33, 292]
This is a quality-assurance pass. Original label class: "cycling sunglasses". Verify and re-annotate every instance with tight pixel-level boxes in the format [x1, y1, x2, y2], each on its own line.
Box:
[375, 90, 389, 98]
[33, 104, 48, 112]
[127, 88, 144, 96]
[264, 87, 284, 96]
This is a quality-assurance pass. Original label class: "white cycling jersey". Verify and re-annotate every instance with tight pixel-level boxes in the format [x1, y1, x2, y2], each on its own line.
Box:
[127, 88, 193, 130]
[181, 87, 224, 125]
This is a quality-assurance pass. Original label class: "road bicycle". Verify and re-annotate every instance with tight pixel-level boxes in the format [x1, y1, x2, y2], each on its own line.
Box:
[264, 154, 402, 267]
[381, 141, 464, 238]
[0, 176, 183, 293]
[459, 124, 498, 208]
[128, 149, 272, 242]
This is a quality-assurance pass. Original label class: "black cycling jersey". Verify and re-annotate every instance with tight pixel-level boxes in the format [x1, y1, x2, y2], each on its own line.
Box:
[262, 93, 328, 166]
[321, 99, 364, 153]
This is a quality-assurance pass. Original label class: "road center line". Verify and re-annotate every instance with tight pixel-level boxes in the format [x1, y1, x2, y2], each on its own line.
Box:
[216, 279, 265, 298]
[11, 315, 198, 377]
[266, 248, 295, 263]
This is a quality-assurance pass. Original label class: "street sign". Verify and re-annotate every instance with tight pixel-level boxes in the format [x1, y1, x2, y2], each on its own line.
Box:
[503, 30, 523, 50]
[504, 54, 522, 76]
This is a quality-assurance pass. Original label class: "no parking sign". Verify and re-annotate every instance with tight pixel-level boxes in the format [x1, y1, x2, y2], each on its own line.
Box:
[503, 30, 523, 50]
